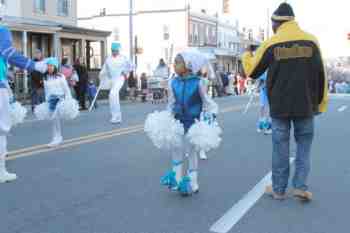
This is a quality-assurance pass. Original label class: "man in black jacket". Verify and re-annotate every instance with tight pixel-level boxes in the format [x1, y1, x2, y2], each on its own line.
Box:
[242, 3, 328, 201]
[30, 50, 45, 112]
[74, 58, 88, 110]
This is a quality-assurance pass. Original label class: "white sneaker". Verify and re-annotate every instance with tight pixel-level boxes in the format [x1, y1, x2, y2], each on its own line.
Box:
[199, 151, 208, 160]
[0, 171, 17, 183]
[48, 136, 63, 148]
[189, 171, 199, 193]
[264, 129, 272, 135]
[110, 118, 122, 124]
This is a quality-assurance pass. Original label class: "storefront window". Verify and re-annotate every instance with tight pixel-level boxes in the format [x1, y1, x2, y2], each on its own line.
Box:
[33, 0, 45, 14]
[58, 0, 69, 16]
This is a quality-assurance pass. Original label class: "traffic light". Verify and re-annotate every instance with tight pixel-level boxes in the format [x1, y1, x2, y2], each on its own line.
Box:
[348, 33, 350, 40]
[223, 0, 230, 14]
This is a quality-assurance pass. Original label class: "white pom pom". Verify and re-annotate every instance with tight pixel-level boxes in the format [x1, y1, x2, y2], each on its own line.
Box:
[57, 98, 80, 120]
[144, 110, 185, 150]
[187, 120, 222, 152]
[9, 101, 27, 126]
[34, 102, 51, 120]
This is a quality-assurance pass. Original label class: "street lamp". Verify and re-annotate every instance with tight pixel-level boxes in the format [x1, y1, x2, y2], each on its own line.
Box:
[129, 0, 134, 63]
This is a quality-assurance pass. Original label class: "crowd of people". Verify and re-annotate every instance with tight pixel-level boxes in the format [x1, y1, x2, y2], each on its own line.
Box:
[329, 79, 350, 94]
[27, 51, 95, 113]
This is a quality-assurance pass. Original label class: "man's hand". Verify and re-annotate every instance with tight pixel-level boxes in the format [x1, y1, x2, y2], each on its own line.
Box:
[34, 61, 47, 74]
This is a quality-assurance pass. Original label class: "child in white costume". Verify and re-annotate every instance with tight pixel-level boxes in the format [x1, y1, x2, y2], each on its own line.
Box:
[161, 50, 219, 196]
[35, 58, 78, 147]
[100, 42, 132, 124]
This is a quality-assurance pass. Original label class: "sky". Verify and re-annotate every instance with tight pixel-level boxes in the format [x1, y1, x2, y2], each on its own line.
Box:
[78, 0, 350, 58]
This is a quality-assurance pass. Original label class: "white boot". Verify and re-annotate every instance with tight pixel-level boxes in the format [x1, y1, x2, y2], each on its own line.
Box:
[0, 136, 16, 183]
[0, 158, 17, 183]
[199, 150, 208, 160]
[110, 116, 122, 124]
[189, 170, 199, 193]
[48, 118, 63, 147]
[48, 135, 63, 148]
[173, 162, 183, 186]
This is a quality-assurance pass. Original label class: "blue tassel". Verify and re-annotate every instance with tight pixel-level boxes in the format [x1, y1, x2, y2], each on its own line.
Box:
[258, 121, 265, 130]
[178, 176, 192, 196]
[262, 120, 271, 130]
[160, 171, 178, 189]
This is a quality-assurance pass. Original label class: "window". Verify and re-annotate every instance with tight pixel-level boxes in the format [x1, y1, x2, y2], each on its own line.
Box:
[113, 27, 120, 41]
[199, 23, 205, 46]
[188, 23, 194, 44]
[193, 23, 199, 45]
[58, 0, 69, 16]
[34, 0, 45, 14]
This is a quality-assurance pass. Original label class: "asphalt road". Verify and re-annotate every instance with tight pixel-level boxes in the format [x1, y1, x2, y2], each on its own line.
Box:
[1, 95, 349, 233]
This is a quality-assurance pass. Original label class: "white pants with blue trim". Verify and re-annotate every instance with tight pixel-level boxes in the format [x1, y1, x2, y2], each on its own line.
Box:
[0, 89, 12, 174]
[171, 136, 198, 178]
[109, 78, 125, 121]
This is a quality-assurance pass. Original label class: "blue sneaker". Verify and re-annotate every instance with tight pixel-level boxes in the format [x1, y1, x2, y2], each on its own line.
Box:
[178, 176, 193, 196]
[257, 121, 264, 133]
[263, 121, 272, 135]
[160, 171, 178, 190]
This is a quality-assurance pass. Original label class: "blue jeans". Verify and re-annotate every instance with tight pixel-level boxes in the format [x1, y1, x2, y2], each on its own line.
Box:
[271, 117, 314, 194]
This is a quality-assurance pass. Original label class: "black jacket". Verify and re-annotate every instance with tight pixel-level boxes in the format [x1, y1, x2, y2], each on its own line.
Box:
[242, 21, 328, 118]
[74, 64, 88, 87]
[30, 58, 44, 89]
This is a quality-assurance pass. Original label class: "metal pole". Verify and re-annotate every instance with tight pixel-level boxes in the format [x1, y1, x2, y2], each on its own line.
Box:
[129, 0, 134, 62]
[267, 8, 270, 39]
[22, 31, 28, 95]
[134, 35, 138, 71]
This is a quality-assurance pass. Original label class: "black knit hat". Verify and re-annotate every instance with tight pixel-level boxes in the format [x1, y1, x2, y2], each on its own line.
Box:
[271, 2, 295, 22]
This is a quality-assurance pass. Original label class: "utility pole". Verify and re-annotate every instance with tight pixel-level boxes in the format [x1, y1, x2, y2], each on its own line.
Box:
[266, 8, 270, 39]
[129, 0, 134, 63]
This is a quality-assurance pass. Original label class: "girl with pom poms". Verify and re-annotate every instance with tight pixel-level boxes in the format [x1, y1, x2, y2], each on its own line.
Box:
[160, 50, 219, 196]
[35, 58, 79, 147]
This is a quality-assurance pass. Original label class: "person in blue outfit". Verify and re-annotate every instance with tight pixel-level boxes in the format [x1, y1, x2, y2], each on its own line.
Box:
[161, 50, 218, 196]
[87, 79, 98, 109]
[257, 72, 272, 134]
[0, 4, 47, 183]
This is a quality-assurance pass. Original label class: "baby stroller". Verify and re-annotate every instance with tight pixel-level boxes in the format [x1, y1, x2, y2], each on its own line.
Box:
[148, 76, 168, 104]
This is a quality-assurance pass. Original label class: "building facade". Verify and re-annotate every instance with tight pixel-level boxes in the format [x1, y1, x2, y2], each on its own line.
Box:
[1, 0, 110, 96]
[79, 4, 245, 75]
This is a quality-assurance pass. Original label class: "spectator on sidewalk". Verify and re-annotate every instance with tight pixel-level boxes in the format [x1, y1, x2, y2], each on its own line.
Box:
[127, 71, 137, 101]
[140, 73, 148, 102]
[60, 58, 77, 98]
[238, 75, 246, 95]
[73, 58, 88, 110]
[87, 79, 98, 109]
[30, 49, 45, 112]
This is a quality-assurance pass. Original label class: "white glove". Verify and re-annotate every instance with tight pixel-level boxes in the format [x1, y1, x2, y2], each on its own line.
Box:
[34, 61, 48, 74]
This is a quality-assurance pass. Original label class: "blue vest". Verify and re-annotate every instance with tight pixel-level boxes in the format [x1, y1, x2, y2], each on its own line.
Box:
[171, 75, 202, 131]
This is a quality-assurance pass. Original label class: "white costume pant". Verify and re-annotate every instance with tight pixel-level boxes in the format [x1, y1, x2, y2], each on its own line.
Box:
[0, 89, 12, 175]
[171, 136, 199, 182]
[109, 78, 125, 121]
[51, 116, 62, 142]
[0, 89, 11, 135]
